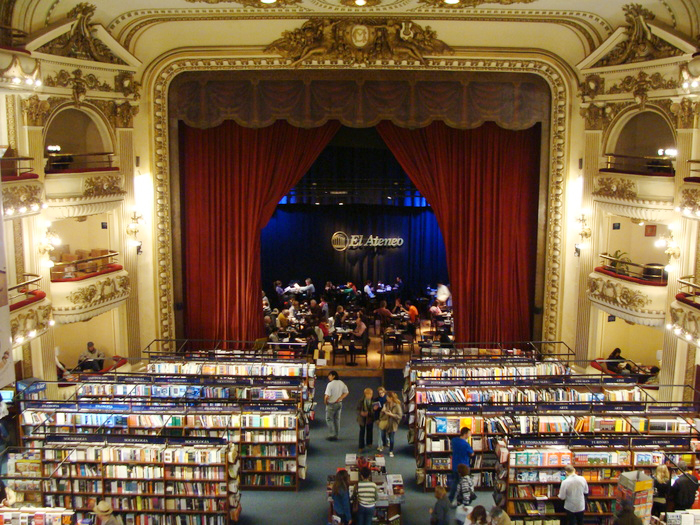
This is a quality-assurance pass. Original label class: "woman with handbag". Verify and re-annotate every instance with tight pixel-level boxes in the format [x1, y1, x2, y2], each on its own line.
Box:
[378, 392, 403, 457]
[331, 469, 353, 525]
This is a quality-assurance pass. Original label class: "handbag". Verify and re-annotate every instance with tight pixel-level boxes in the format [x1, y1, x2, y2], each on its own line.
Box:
[351, 490, 359, 513]
[378, 418, 388, 430]
[469, 491, 478, 503]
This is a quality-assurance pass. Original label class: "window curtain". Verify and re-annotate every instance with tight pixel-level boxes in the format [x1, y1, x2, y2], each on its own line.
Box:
[181, 120, 340, 341]
[376, 121, 541, 342]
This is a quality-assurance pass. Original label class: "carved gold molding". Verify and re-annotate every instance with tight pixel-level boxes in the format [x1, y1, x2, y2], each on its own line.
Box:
[587, 276, 652, 311]
[44, 69, 111, 105]
[10, 303, 53, 346]
[670, 305, 700, 340]
[672, 97, 698, 130]
[37, 3, 127, 65]
[607, 71, 678, 109]
[66, 274, 130, 307]
[147, 52, 570, 345]
[593, 4, 685, 68]
[2, 182, 44, 214]
[417, 0, 536, 7]
[185, 0, 301, 5]
[5, 95, 17, 150]
[579, 75, 604, 101]
[592, 177, 637, 200]
[680, 188, 700, 210]
[265, 19, 453, 66]
[89, 100, 139, 129]
[83, 174, 125, 197]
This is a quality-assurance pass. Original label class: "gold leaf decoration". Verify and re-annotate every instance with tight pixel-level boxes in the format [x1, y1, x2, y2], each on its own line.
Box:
[83, 174, 125, 197]
[593, 177, 637, 200]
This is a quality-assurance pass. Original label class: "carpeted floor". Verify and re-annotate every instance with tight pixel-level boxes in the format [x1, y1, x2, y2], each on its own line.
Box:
[237, 376, 493, 525]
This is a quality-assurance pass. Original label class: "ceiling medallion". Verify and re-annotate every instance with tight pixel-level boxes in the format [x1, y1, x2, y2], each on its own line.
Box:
[184, 0, 301, 6]
[417, 0, 536, 7]
[265, 18, 453, 66]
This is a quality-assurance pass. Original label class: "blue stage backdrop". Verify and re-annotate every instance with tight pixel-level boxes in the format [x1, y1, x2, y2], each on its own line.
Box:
[261, 204, 448, 302]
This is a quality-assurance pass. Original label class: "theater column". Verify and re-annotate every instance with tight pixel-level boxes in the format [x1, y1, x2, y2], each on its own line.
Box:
[573, 123, 603, 365]
[116, 126, 142, 362]
[659, 128, 696, 400]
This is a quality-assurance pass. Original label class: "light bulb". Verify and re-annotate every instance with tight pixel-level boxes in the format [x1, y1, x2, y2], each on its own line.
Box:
[666, 323, 673, 330]
[50, 236, 61, 246]
[34, 79, 42, 87]
[355, 0, 367, 5]
[15, 336, 23, 343]
[444, 0, 460, 4]
[30, 204, 39, 211]
[693, 81, 699, 89]
[654, 239, 665, 248]
[686, 333, 693, 341]
[683, 82, 690, 89]
[43, 259, 55, 268]
[4, 208, 13, 216]
[665, 263, 676, 273]
[675, 206, 682, 212]
[25, 78, 33, 85]
[48, 319, 55, 326]
[28, 330, 36, 338]
[11, 77, 21, 85]
[41, 203, 48, 209]
[674, 327, 682, 335]
[18, 206, 27, 214]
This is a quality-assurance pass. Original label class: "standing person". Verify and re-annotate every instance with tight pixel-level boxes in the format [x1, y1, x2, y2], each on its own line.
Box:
[429, 486, 450, 525]
[452, 463, 475, 507]
[558, 465, 589, 525]
[78, 342, 105, 372]
[324, 371, 349, 441]
[489, 506, 512, 525]
[671, 461, 699, 511]
[449, 427, 474, 500]
[91, 501, 123, 525]
[356, 467, 377, 525]
[378, 392, 402, 457]
[613, 499, 642, 525]
[652, 464, 671, 517]
[331, 469, 352, 525]
[356, 388, 375, 453]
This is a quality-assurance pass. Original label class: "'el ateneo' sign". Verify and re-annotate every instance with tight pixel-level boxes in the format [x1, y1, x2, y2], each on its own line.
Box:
[331, 231, 404, 252]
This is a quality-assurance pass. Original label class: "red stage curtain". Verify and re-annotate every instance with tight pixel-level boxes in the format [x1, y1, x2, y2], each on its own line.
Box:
[181, 120, 340, 341]
[376, 121, 540, 342]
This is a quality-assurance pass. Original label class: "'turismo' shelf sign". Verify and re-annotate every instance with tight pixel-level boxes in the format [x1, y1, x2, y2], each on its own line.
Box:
[331, 231, 404, 252]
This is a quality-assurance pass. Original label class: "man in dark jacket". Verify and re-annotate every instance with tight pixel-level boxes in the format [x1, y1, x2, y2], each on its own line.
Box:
[671, 461, 699, 510]
[614, 499, 642, 525]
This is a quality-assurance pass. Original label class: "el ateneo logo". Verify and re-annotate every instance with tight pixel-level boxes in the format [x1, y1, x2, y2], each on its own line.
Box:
[331, 231, 404, 252]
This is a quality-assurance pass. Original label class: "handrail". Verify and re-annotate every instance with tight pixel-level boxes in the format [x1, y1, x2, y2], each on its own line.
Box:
[602, 152, 675, 176]
[598, 254, 667, 283]
[7, 273, 42, 303]
[45, 151, 115, 172]
[0, 156, 36, 177]
[50, 251, 119, 280]
[0, 25, 28, 48]
[679, 275, 700, 292]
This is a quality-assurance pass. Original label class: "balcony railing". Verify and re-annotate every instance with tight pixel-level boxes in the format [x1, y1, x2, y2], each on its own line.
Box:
[602, 153, 675, 176]
[0, 156, 37, 180]
[8, 274, 43, 311]
[45, 152, 115, 173]
[597, 254, 667, 285]
[677, 275, 700, 307]
[0, 25, 28, 50]
[50, 251, 120, 281]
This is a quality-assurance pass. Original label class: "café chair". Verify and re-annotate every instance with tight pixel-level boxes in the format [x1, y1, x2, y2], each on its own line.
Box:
[351, 330, 370, 365]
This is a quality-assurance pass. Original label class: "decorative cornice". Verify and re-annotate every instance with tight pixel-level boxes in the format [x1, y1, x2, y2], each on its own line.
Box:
[44, 69, 111, 105]
[65, 274, 130, 307]
[606, 71, 678, 108]
[44, 198, 124, 220]
[670, 304, 700, 340]
[265, 19, 453, 66]
[587, 276, 652, 311]
[593, 177, 637, 200]
[580, 101, 633, 132]
[593, 3, 685, 68]
[146, 52, 571, 345]
[185, 0, 301, 5]
[579, 74, 604, 100]
[417, 0, 536, 8]
[680, 187, 700, 210]
[10, 302, 53, 349]
[672, 97, 699, 129]
[37, 3, 127, 65]
[21, 95, 55, 126]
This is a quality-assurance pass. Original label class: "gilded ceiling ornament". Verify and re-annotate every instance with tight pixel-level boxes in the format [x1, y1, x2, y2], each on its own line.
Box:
[44, 69, 111, 106]
[578, 75, 604, 101]
[593, 177, 637, 200]
[184, 0, 301, 5]
[90, 100, 139, 129]
[2, 182, 43, 213]
[36, 3, 127, 65]
[67, 275, 130, 306]
[587, 276, 652, 311]
[593, 4, 684, 67]
[83, 174, 125, 197]
[417, 0, 535, 7]
[607, 71, 677, 108]
[265, 19, 453, 66]
[680, 188, 700, 210]
[114, 72, 141, 99]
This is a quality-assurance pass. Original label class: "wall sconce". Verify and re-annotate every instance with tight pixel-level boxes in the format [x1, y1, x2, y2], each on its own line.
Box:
[655, 225, 680, 271]
[37, 223, 61, 266]
[574, 213, 591, 257]
[126, 211, 143, 255]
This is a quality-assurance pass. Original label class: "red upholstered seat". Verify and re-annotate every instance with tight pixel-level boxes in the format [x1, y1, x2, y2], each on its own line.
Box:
[51, 263, 123, 282]
[9, 290, 47, 312]
[1, 172, 39, 182]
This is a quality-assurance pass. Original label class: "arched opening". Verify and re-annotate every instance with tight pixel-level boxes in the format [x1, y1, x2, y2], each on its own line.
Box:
[612, 111, 675, 157]
[44, 108, 110, 156]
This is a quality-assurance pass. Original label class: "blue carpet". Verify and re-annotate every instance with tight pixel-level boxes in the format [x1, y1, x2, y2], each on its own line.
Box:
[237, 376, 494, 525]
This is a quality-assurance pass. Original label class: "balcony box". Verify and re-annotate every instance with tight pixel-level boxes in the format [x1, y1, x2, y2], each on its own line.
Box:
[44, 154, 124, 219]
[9, 292, 52, 349]
[669, 276, 700, 341]
[587, 268, 667, 327]
[50, 267, 130, 324]
[2, 156, 45, 220]
[592, 171, 675, 222]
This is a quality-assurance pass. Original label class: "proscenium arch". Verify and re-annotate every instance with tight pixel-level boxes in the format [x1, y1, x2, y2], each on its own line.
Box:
[143, 48, 576, 347]
[42, 102, 116, 155]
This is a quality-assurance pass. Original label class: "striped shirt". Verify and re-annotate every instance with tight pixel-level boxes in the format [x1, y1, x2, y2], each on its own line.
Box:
[357, 481, 378, 508]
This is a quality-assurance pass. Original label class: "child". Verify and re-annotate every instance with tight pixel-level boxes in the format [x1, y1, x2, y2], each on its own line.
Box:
[429, 486, 450, 525]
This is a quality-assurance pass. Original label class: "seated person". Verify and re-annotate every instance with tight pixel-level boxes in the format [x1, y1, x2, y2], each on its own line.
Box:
[264, 315, 275, 336]
[334, 305, 348, 328]
[78, 342, 105, 372]
[349, 313, 367, 353]
[277, 309, 290, 329]
[373, 300, 393, 329]
[604, 348, 638, 375]
[363, 280, 375, 299]
[430, 300, 445, 326]
[309, 299, 323, 323]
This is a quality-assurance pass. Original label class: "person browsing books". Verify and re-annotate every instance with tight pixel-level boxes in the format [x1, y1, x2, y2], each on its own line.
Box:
[449, 427, 474, 500]
[558, 465, 589, 525]
[356, 467, 378, 525]
[429, 486, 450, 525]
[671, 460, 699, 510]
[92, 501, 123, 525]
[331, 469, 352, 525]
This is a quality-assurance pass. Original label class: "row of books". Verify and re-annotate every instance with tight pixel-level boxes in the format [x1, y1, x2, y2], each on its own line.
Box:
[241, 459, 297, 472]
[416, 388, 612, 405]
[239, 430, 297, 443]
[146, 362, 315, 378]
[121, 516, 228, 525]
[240, 474, 296, 486]
[241, 413, 297, 428]
[240, 444, 297, 457]
[512, 449, 572, 467]
[408, 362, 569, 380]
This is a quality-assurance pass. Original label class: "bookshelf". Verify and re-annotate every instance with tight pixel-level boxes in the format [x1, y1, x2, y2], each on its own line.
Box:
[5, 435, 241, 523]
